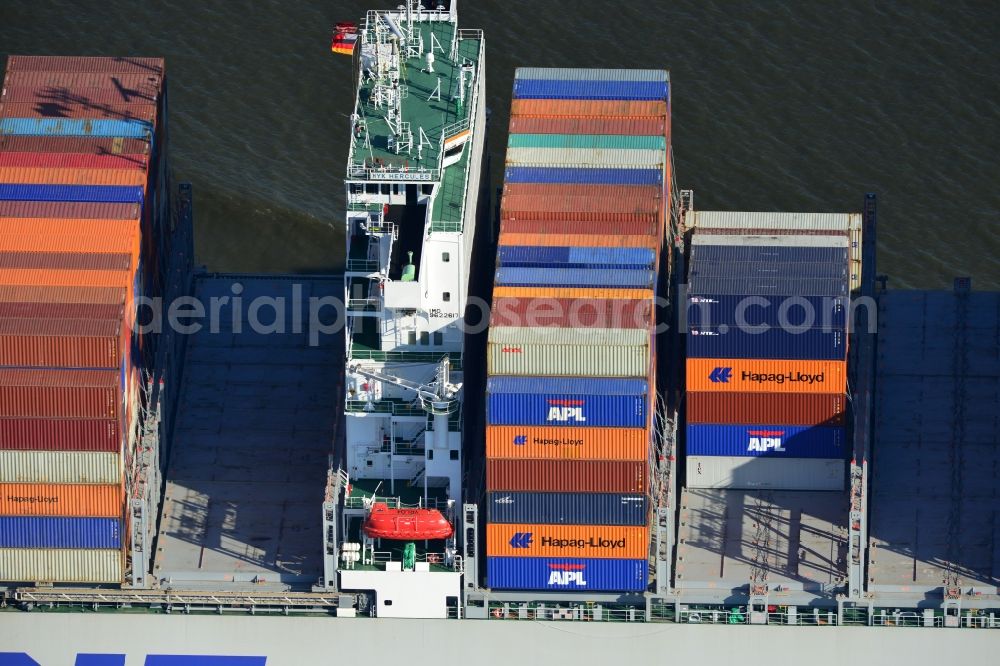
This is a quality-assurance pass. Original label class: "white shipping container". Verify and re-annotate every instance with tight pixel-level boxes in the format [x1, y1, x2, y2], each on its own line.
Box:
[0, 548, 123, 583]
[685, 456, 845, 491]
[505, 147, 665, 167]
[691, 234, 849, 248]
[514, 67, 669, 82]
[0, 450, 121, 484]
[687, 211, 856, 233]
[488, 341, 649, 377]
[488, 326, 650, 346]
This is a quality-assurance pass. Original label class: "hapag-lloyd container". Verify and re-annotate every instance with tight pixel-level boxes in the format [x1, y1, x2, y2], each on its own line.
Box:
[492, 286, 654, 301]
[502, 182, 663, 202]
[487, 459, 648, 493]
[686, 294, 848, 329]
[501, 195, 662, 220]
[487, 556, 648, 591]
[494, 267, 655, 289]
[0, 450, 121, 484]
[0, 516, 121, 549]
[503, 166, 662, 185]
[0, 369, 121, 420]
[509, 117, 666, 137]
[687, 326, 847, 361]
[486, 523, 648, 558]
[0, 418, 121, 451]
[488, 327, 650, 377]
[686, 424, 846, 458]
[0, 483, 123, 517]
[490, 296, 652, 329]
[0, 234, 140, 265]
[0, 548, 123, 583]
[686, 392, 846, 426]
[510, 99, 667, 118]
[485, 425, 648, 460]
[487, 492, 648, 526]
[686, 456, 845, 491]
[487, 376, 648, 427]
[686, 358, 846, 394]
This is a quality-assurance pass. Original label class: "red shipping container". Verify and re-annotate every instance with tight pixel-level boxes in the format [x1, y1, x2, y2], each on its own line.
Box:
[0, 302, 124, 320]
[486, 459, 648, 493]
[0, 317, 125, 369]
[0, 285, 126, 306]
[0, 102, 158, 123]
[510, 99, 668, 118]
[490, 296, 652, 329]
[686, 392, 847, 427]
[0, 135, 149, 155]
[501, 196, 661, 223]
[509, 116, 667, 136]
[5, 56, 165, 76]
[500, 218, 659, 237]
[502, 182, 663, 200]
[2, 70, 161, 92]
[0, 253, 131, 271]
[0, 369, 121, 420]
[0, 201, 142, 219]
[0, 152, 149, 170]
[0, 418, 121, 452]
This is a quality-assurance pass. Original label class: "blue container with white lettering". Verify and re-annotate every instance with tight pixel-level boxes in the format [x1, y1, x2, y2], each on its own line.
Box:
[487, 556, 648, 591]
[495, 267, 655, 289]
[687, 326, 847, 360]
[0, 184, 144, 203]
[690, 260, 847, 279]
[513, 78, 669, 101]
[504, 166, 662, 185]
[0, 517, 121, 549]
[487, 492, 648, 526]
[689, 276, 849, 298]
[498, 246, 655, 270]
[487, 377, 648, 428]
[687, 294, 849, 329]
[686, 424, 846, 458]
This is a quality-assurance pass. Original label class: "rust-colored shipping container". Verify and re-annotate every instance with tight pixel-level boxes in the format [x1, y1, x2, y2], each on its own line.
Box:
[0, 285, 126, 306]
[490, 296, 652, 329]
[0, 318, 125, 369]
[0, 268, 133, 289]
[486, 524, 649, 559]
[5, 55, 165, 76]
[500, 218, 659, 237]
[0, 151, 148, 170]
[686, 391, 846, 426]
[509, 116, 667, 136]
[0, 482, 123, 517]
[502, 183, 663, 201]
[0, 102, 157, 123]
[0, 167, 147, 187]
[501, 194, 662, 222]
[487, 459, 648, 493]
[686, 359, 847, 394]
[492, 286, 654, 301]
[0, 417, 117, 452]
[498, 232, 660, 250]
[0, 252, 131, 271]
[2, 70, 161, 93]
[510, 99, 667, 118]
[0, 369, 121, 420]
[0, 201, 142, 219]
[486, 425, 648, 460]
[0, 135, 149, 156]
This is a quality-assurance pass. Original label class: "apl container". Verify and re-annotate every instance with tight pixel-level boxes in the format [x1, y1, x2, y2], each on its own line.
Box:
[686, 326, 847, 361]
[486, 523, 648, 559]
[485, 425, 648, 460]
[487, 556, 648, 592]
[487, 376, 648, 427]
[686, 392, 846, 426]
[487, 492, 648, 526]
[0, 516, 121, 549]
[686, 358, 846, 394]
[686, 424, 846, 458]
[0, 135, 150, 156]
[487, 459, 648, 493]
[5, 55, 165, 75]
[0, 152, 149, 170]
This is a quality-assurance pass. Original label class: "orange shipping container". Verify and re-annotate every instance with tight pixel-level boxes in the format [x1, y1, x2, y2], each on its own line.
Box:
[510, 99, 668, 118]
[486, 425, 648, 460]
[0, 483, 123, 517]
[0, 285, 126, 305]
[686, 359, 847, 394]
[0, 218, 140, 237]
[0, 233, 140, 265]
[0, 268, 133, 289]
[492, 286, 654, 301]
[499, 232, 660, 250]
[0, 167, 146, 187]
[486, 524, 649, 559]
[502, 183, 664, 200]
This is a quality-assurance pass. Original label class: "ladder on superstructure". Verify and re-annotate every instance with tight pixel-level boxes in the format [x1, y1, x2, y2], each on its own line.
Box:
[747, 493, 774, 623]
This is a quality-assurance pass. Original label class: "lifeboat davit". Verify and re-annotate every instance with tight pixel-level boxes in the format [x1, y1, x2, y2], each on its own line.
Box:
[362, 502, 454, 540]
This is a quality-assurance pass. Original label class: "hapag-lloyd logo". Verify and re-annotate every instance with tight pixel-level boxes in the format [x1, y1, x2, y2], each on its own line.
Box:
[546, 398, 586, 422]
[748, 429, 786, 452]
[548, 563, 588, 586]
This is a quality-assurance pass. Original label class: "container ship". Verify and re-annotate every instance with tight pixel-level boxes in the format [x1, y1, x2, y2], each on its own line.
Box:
[1, 0, 999, 660]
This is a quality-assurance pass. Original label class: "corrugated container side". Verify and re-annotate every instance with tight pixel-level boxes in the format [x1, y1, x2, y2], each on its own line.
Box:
[506, 134, 665, 151]
[512, 79, 668, 101]
[486, 492, 648, 526]
[690, 244, 848, 263]
[499, 218, 659, 237]
[5, 55, 165, 75]
[485, 425, 648, 460]
[0, 301, 123, 320]
[0, 118, 152, 139]
[0, 517, 121, 549]
[508, 117, 666, 136]
[489, 327, 650, 346]
[0, 285, 126, 305]
[686, 424, 846, 458]
[487, 460, 648, 493]
[686, 294, 848, 328]
[0, 318, 124, 368]
[0, 234, 140, 262]
[689, 260, 847, 280]
[0, 547, 123, 583]
[0, 136, 149, 156]
[0, 483, 122, 516]
[0, 369, 121, 419]
[492, 286, 654, 301]
[503, 166, 662, 185]
[487, 557, 647, 591]
[0, 268, 133, 288]
[1, 85, 158, 106]
[499, 232, 660, 250]
[486, 524, 648, 558]
[505, 147, 665, 168]
[502, 182, 663, 205]
[686, 392, 846, 426]
[488, 342, 649, 377]
[688, 276, 849, 298]
[0, 184, 144, 204]
[0, 418, 120, 452]
[691, 233, 850, 247]
[0, 201, 141, 218]
[689, 211, 851, 233]
[0, 102, 157, 123]
[687, 327, 847, 361]
[498, 246, 655, 269]
[0, 152, 149, 170]
[510, 99, 667, 118]
[0, 166, 147, 187]
[514, 68, 668, 82]
[488, 393, 647, 427]
[685, 358, 847, 394]
[0, 252, 132, 271]
[495, 267, 655, 289]
[0, 451, 121, 484]
[686, 456, 846, 491]
[490, 297, 651, 329]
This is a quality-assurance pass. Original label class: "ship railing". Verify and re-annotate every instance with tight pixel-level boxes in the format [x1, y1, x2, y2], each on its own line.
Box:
[343, 494, 450, 510]
[347, 297, 382, 313]
[488, 604, 647, 622]
[350, 350, 462, 367]
[347, 163, 440, 182]
[345, 400, 425, 417]
[370, 550, 461, 571]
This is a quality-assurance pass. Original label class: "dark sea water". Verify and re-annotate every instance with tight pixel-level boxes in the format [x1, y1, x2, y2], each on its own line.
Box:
[3, 0, 998, 288]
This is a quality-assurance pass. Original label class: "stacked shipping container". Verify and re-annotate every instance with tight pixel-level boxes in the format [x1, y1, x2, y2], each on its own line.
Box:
[485, 68, 670, 592]
[684, 212, 854, 490]
[0, 56, 168, 583]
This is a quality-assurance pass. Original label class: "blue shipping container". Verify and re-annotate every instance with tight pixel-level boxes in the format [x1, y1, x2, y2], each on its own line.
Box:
[498, 246, 655, 270]
[504, 166, 662, 185]
[687, 326, 847, 360]
[513, 79, 669, 101]
[487, 377, 648, 428]
[487, 557, 648, 591]
[495, 267, 655, 289]
[689, 276, 848, 298]
[691, 245, 848, 264]
[0, 184, 144, 204]
[0, 117, 152, 138]
[687, 294, 849, 329]
[487, 492, 648, 526]
[687, 424, 846, 458]
[690, 260, 847, 279]
[0, 517, 121, 549]
[488, 376, 648, 395]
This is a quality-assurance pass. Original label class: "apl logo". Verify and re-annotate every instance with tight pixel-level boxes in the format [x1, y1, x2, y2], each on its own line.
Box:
[509, 532, 533, 548]
[547, 563, 588, 586]
[708, 367, 732, 383]
[513, 435, 528, 446]
[546, 399, 586, 422]
[748, 429, 786, 452]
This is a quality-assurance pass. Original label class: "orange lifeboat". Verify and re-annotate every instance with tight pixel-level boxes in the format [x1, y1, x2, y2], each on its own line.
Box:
[362, 502, 454, 540]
